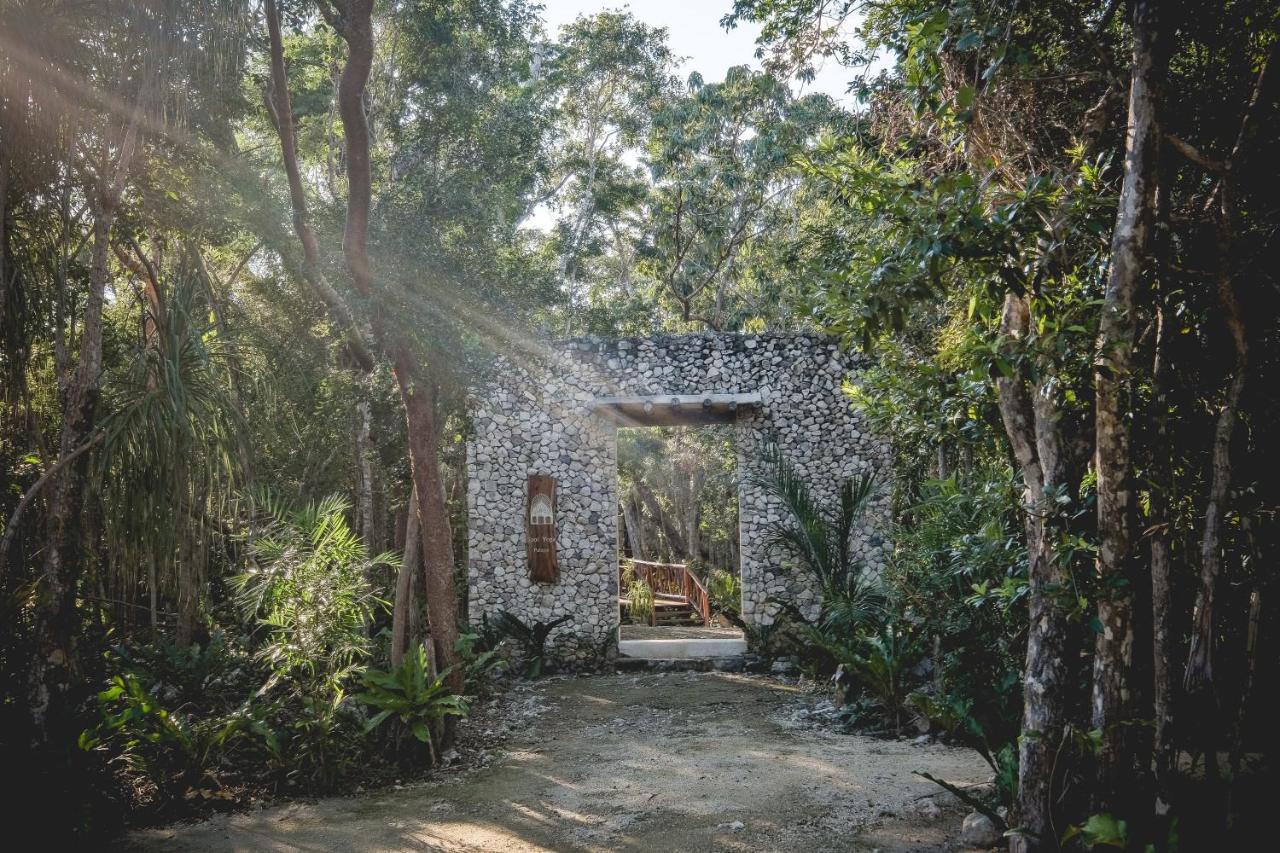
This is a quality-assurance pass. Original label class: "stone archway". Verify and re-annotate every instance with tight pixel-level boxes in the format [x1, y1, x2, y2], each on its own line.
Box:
[466, 332, 888, 664]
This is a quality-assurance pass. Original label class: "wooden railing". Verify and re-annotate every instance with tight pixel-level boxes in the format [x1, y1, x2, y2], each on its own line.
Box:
[681, 566, 712, 626]
[623, 559, 711, 626]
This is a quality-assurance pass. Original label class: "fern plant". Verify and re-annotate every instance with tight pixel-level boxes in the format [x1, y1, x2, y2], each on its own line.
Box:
[355, 644, 468, 762]
[707, 569, 741, 619]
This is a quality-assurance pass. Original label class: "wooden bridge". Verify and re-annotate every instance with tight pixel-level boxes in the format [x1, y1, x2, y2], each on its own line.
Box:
[618, 559, 711, 626]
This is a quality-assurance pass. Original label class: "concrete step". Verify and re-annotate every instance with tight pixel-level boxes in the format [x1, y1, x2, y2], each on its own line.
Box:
[617, 637, 748, 660]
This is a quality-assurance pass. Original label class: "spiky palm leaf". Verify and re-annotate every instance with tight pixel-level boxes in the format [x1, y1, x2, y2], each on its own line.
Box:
[95, 251, 248, 629]
[753, 441, 884, 628]
[232, 491, 394, 696]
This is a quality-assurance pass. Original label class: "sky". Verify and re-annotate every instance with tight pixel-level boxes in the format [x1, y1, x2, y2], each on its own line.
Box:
[538, 0, 858, 105]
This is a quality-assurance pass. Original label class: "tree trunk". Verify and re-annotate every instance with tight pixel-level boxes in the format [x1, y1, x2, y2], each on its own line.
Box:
[621, 491, 643, 559]
[634, 479, 714, 565]
[326, 0, 463, 704]
[1091, 0, 1163, 809]
[997, 293, 1078, 853]
[1183, 195, 1248, 697]
[391, 487, 421, 669]
[1149, 303, 1177, 792]
[263, 0, 374, 373]
[355, 397, 377, 547]
[395, 357, 463, 693]
[686, 467, 704, 563]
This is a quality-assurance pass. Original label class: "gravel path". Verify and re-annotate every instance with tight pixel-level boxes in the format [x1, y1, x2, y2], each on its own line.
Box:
[120, 672, 993, 852]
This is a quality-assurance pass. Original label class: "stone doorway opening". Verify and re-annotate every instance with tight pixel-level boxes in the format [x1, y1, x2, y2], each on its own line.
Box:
[616, 425, 744, 644]
[601, 399, 751, 659]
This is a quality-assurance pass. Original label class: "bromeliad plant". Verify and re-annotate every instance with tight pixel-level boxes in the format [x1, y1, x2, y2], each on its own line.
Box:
[491, 611, 572, 678]
[355, 644, 468, 763]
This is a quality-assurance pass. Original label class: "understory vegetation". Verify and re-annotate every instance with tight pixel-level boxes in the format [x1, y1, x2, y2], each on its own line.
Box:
[2, 0, 1277, 850]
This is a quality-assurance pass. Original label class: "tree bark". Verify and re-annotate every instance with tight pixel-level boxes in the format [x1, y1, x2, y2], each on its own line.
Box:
[1148, 302, 1177, 792]
[1183, 195, 1248, 696]
[391, 486, 421, 669]
[395, 354, 463, 694]
[621, 490, 643, 559]
[325, 0, 464, 698]
[355, 397, 377, 547]
[998, 292, 1079, 853]
[263, 0, 374, 373]
[1091, 0, 1163, 809]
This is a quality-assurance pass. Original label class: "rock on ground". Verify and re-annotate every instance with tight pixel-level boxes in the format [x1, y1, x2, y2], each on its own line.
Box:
[119, 672, 990, 852]
[960, 811, 1002, 848]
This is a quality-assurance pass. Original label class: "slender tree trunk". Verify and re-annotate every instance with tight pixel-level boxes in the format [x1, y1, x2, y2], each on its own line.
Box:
[31, 203, 114, 741]
[687, 467, 704, 563]
[1091, 0, 1163, 810]
[1183, 193, 1248, 698]
[391, 487, 421, 669]
[324, 0, 464, 699]
[0, 151, 7, 366]
[395, 355, 463, 693]
[29, 99, 144, 741]
[1149, 303, 1178, 793]
[174, 465, 201, 649]
[263, 0, 374, 373]
[621, 492, 643, 559]
[355, 397, 377, 546]
[998, 292, 1080, 853]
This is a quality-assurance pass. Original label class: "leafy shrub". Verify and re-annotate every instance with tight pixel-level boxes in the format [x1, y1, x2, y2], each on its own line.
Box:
[626, 578, 655, 624]
[813, 623, 922, 735]
[454, 630, 508, 696]
[910, 691, 1018, 812]
[707, 569, 741, 618]
[79, 673, 262, 804]
[490, 611, 572, 678]
[228, 491, 394, 788]
[355, 644, 469, 764]
[231, 492, 392, 699]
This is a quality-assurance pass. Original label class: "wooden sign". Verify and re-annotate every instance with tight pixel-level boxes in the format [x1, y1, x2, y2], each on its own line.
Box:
[526, 474, 558, 583]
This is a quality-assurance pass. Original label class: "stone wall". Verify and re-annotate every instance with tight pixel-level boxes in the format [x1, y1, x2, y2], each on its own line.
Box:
[466, 332, 889, 664]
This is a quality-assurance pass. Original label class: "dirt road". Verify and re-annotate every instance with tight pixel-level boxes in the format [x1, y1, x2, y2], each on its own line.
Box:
[121, 671, 993, 852]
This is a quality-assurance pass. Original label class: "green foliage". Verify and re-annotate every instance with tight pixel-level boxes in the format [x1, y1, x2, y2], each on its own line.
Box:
[742, 619, 789, 661]
[355, 645, 469, 758]
[79, 672, 261, 804]
[231, 492, 391, 698]
[490, 611, 572, 678]
[755, 441, 885, 632]
[707, 569, 741, 618]
[626, 578, 656, 624]
[910, 692, 1017, 810]
[94, 253, 248, 632]
[1062, 813, 1128, 849]
[454, 629, 509, 696]
[813, 624, 921, 735]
